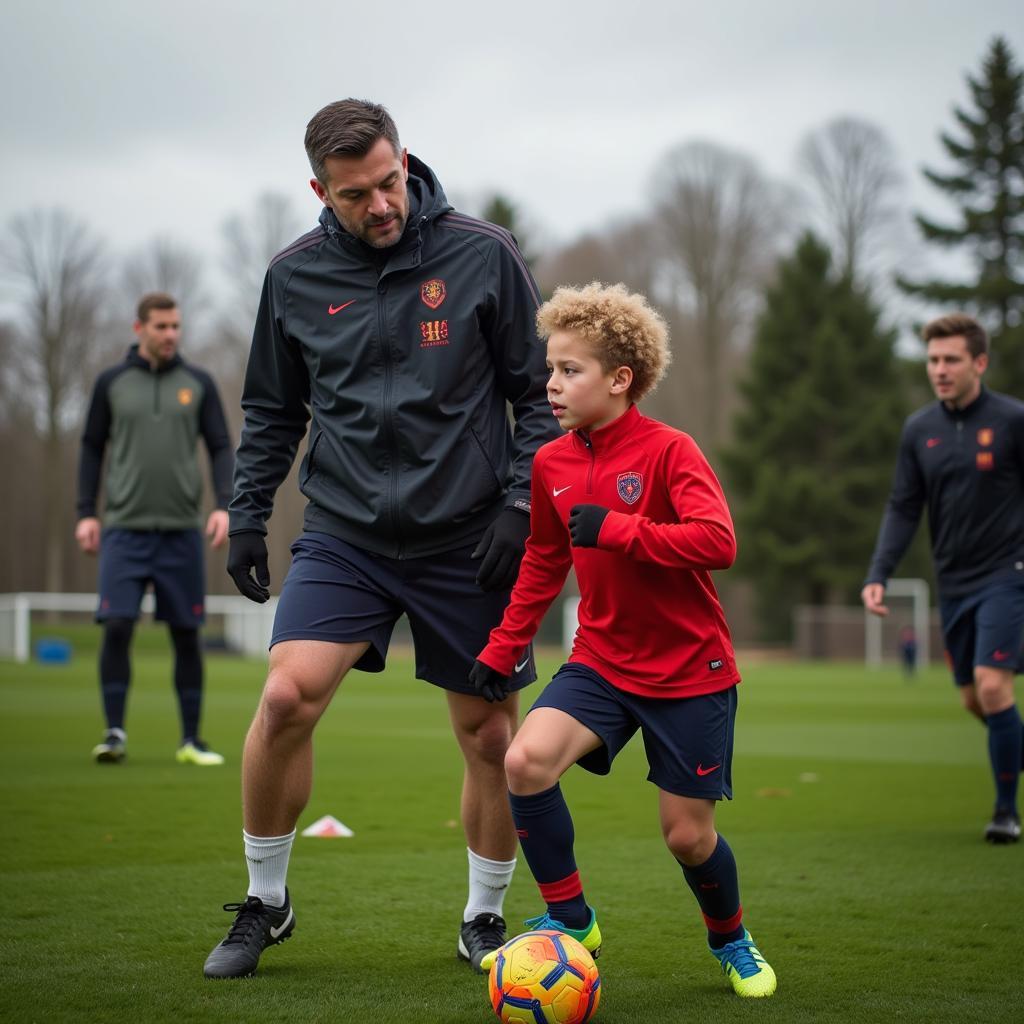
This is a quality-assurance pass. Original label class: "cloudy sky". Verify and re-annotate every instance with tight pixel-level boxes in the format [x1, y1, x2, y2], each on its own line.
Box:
[2, 0, 1021, 283]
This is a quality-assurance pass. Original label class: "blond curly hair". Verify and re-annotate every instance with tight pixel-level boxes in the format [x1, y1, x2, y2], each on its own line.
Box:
[536, 282, 671, 402]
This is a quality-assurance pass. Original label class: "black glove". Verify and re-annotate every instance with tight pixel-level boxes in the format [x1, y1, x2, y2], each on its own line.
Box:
[471, 507, 531, 591]
[226, 530, 271, 603]
[568, 504, 610, 548]
[468, 659, 512, 703]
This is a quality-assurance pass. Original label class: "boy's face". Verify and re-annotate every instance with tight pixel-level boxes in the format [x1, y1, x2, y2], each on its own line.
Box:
[545, 330, 632, 433]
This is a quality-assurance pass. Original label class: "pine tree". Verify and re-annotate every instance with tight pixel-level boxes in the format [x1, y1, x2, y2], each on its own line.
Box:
[898, 36, 1024, 394]
[722, 233, 908, 640]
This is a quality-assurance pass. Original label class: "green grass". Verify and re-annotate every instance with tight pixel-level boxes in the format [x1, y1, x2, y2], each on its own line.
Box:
[2, 642, 1022, 1023]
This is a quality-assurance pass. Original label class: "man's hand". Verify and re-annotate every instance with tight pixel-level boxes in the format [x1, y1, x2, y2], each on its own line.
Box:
[469, 659, 512, 703]
[206, 510, 229, 549]
[861, 583, 888, 617]
[471, 508, 531, 592]
[568, 504, 610, 548]
[227, 531, 271, 603]
[75, 517, 101, 555]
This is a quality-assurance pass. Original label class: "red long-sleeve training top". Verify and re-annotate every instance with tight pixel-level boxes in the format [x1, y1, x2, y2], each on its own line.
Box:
[479, 404, 741, 698]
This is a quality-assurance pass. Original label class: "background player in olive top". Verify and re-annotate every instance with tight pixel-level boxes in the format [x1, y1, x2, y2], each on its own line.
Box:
[203, 99, 557, 980]
[863, 313, 1024, 843]
[76, 292, 233, 766]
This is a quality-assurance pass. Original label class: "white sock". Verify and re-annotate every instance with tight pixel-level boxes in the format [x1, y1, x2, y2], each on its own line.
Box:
[465, 847, 516, 921]
[243, 829, 295, 908]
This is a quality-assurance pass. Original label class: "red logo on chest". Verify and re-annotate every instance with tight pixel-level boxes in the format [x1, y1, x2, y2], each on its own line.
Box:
[420, 279, 446, 310]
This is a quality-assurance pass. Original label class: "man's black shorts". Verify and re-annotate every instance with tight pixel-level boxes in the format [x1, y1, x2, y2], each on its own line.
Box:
[531, 662, 737, 800]
[97, 528, 205, 627]
[271, 531, 536, 695]
[940, 579, 1024, 685]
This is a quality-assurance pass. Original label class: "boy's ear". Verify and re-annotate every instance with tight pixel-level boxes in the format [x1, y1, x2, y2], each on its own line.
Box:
[610, 366, 633, 394]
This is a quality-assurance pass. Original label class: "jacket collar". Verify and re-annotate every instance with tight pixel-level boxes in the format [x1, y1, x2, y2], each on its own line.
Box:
[939, 384, 989, 419]
[573, 403, 641, 454]
[125, 343, 182, 374]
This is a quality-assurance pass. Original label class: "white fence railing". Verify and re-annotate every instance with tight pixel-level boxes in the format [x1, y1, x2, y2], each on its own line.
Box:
[0, 592, 277, 663]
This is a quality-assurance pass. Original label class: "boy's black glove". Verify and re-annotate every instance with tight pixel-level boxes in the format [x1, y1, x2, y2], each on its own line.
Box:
[568, 504, 610, 548]
[472, 507, 531, 591]
[468, 659, 512, 703]
[227, 530, 271, 603]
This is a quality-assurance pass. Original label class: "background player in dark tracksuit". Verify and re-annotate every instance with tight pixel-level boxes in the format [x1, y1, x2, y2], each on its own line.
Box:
[76, 292, 233, 766]
[863, 313, 1024, 844]
[471, 283, 777, 999]
[203, 100, 558, 980]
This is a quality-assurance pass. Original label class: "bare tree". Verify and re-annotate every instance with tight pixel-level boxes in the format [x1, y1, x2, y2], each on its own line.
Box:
[221, 192, 301, 353]
[654, 141, 790, 446]
[797, 117, 903, 281]
[122, 236, 210, 334]
[2, 209, 108, 593]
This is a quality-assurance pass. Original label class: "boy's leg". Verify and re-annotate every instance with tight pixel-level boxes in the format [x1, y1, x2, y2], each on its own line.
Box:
[505, 708, 603, 929]
[661, 792, 776, 998]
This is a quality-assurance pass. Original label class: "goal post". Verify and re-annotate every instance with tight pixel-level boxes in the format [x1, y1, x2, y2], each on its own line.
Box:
[0, 592, 278, 662]
[864, 577, 930, 669]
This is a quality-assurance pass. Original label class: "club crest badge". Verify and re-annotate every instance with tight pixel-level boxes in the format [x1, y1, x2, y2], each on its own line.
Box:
[977, 428, 993, 447]
[617, 472, 643, 505]
[420, 278, 446, 310]
[177, 388, 193, 405]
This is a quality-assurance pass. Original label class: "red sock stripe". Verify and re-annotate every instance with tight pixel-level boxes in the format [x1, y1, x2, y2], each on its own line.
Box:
[703, 905, 743, 934]
[538, 871, 583, 903]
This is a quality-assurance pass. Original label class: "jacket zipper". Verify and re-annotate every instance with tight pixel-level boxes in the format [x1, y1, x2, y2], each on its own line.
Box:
[580, 432, 595, 493]
[377, 278, 403, 555]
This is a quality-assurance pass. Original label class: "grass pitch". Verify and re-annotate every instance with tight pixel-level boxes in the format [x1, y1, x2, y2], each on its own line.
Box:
[2, 630, 1022, 1023]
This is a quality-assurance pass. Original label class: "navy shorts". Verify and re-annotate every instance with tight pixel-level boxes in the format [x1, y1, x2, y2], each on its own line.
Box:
[530, 663, 737, 800]
[271, 531, 536, 695]
[940, 579, 1024, 685]
[97, 528, 205, 627]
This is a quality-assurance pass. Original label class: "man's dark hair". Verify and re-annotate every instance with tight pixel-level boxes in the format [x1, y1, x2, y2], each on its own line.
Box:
[136, 292, 178, 323]
[304, 99, 401, 183]
[922, 312, 988, 357]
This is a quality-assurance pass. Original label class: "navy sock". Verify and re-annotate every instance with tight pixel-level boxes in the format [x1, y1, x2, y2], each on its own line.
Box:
[680, 834, 744, 949]
[170, 627, 203, 742]
[99, 618, 133, 730]
[508, 784, 589, 929]
[986, 705, 1022, 815]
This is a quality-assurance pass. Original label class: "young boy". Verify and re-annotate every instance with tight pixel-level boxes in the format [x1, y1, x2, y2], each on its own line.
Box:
[469, 282, 776, 997]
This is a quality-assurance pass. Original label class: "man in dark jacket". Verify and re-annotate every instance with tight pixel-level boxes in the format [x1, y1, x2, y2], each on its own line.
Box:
[76, 292, 233, 767]
[204, 99, 558, 980]
[863, 313, 1024, 845]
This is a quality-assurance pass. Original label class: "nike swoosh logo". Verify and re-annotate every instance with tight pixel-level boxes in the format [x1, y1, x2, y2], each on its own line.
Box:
[696, 763, 721, 776]
[926, 438, 942, 448]
[514, 657, 530, 672]
[553, 485, 572, 497]
[328, 300, 356, 315]
[269, 908, 294, 940]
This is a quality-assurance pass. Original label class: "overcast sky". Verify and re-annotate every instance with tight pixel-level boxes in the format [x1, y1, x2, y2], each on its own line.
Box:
[2, 1, 1021, 289]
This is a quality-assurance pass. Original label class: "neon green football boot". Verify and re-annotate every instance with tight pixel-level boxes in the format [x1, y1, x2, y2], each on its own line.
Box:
[176, 739, 225, 766]
[480, 907, 602, 973]
[709, 929, 777, 997]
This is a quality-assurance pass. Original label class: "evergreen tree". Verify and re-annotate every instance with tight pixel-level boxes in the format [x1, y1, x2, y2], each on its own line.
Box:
[722, 233, 907, 640]
[898, 36, 1024, 394]
[481, 193, 537, 271]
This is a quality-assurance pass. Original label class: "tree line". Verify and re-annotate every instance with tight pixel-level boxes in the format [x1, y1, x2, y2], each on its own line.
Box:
[1, 37, 1020, 643]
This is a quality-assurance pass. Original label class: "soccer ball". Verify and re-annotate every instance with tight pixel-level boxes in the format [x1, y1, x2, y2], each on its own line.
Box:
[488, 930, 601, 1024]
